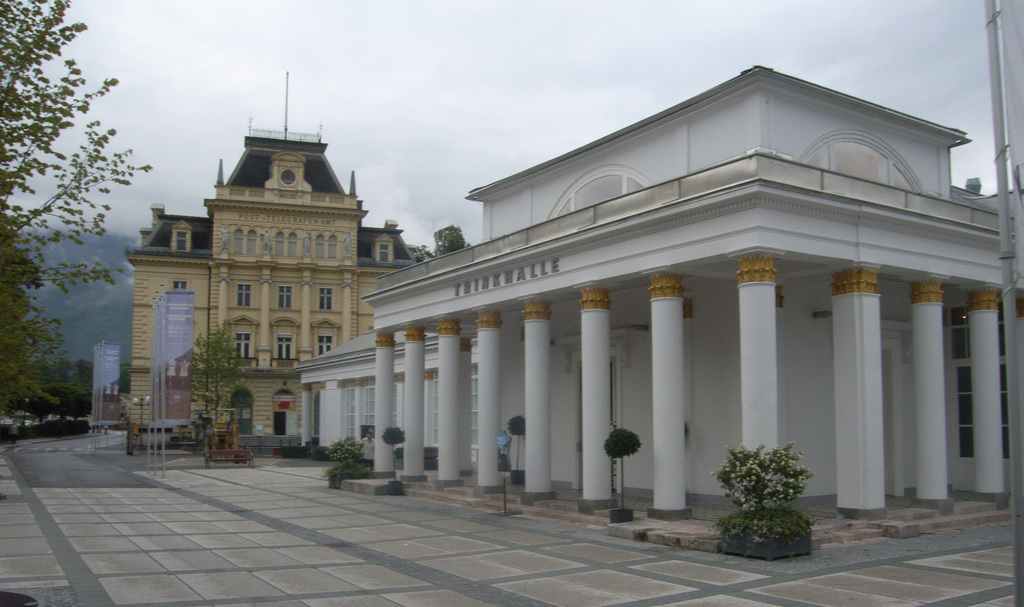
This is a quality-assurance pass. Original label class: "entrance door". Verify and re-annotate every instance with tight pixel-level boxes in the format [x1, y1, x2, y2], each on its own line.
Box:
[231, 390, 253, 435]
[273, 411, 287, 435]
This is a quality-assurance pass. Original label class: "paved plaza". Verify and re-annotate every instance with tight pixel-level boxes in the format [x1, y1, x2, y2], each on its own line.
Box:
[0, 437, 1018, 606]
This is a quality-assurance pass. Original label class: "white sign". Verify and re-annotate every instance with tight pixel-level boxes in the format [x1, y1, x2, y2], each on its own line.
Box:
[254, 425, 264, 437]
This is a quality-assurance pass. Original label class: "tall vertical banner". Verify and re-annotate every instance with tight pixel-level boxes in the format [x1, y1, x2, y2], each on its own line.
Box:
[152, 291, 195, 425]
[92, 342, 121, 425]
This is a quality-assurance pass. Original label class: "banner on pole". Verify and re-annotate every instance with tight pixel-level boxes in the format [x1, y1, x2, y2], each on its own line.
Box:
[92, 342, 121, 425]
[152, 291, 195, 426]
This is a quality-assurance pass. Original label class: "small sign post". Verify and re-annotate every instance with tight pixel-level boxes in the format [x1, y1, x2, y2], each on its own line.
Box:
[496, 431, 512, 515]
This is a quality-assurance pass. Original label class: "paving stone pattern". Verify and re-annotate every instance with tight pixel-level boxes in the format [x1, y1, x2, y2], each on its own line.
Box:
[0, 455, 1018, 606]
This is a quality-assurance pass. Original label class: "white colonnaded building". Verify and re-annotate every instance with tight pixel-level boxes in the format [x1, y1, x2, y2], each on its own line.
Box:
[299, 67, 1010, 520]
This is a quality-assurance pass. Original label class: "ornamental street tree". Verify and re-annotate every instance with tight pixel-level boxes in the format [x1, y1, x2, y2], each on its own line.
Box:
[0, 0, 151, 409]
[409, 225, 469, 262]
[190, 324, 244, 422]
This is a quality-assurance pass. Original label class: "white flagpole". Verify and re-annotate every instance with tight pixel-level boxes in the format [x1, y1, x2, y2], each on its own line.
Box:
[986, 2, 1024, 603]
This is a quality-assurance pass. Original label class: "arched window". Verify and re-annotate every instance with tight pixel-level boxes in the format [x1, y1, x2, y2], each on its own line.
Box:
[287, 233, 298, 257]
[232, 229, 244, 254]
[802, 132, 919, 192]
[315, 235, 325, 258]
[327, 235, 338, 259]
[274, 232, 285, 257]
[245, 230, 257, 255]
[552, 166, 648, 218]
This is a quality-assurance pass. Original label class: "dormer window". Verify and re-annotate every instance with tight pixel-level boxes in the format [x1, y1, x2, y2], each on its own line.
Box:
[171, 221, 193, 252]
[373, 235, 394, 263]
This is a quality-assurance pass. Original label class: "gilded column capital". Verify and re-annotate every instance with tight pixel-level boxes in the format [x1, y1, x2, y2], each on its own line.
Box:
[437, 318, 461, 336]
[477, 310, 503, 329]
[395, 372, 404, 383]
[580, 288, 611, 310]
[1017, 298, 1024, 318]
[831, 268, 879, 295]
[649, 273, 684, 299]
[523, 300, 552, 320]
[736, 255, 777, 284]
[683, 298, 693, 318]
[776, 285, 784, 308]
[302, 384, 312, 392]
[967, 290, 999, 312]
[909, 281, 943, 305]
[404, 326, 426, 342]
[460, 338, 472, 352]
[375, 332, 395, 348]
[354, 380, 364, 387]
[424, 370, 434, 380]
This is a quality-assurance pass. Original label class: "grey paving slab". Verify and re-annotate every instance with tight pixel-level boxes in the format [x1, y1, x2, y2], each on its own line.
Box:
[99, 574, 203, 604]
[254, 568, 361, 594]
[303, 595, 401, 606]
[752, 581, 921, 607]
[631, 559, 768, 585]
[148, 548, 238, 571]
[83, 551, 165, 574]
[381, 589, 497, 607]
[496, 577, 626, 607]
[213, 547, 306, 568]
[478, 549, 585, 574]
[274, 545, 364, 566]
[422, 555, 526, 581]
[543, 542, 652, 563]
[0, 555, 63, 577]
[178, 570, 286, 600]
[320, 564, 433, 590]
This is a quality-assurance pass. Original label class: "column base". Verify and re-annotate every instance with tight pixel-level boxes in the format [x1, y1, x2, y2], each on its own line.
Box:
[577, 498, 616, 515]
[473, 485, 502, 497]
[401, 474, 427, 483]
[837, 506, 887, 520]
[433, 479, 464, 490]
[521, 491, 556, 506]
[971, 491, 1010, 509]
[373, 470, 396, 479]
[910, 497, 954, 515]
[647, 507, 692, 521]
[460, 469, 474, 477]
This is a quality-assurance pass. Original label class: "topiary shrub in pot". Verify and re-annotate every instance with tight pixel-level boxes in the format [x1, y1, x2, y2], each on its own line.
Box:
[711, 442, 815, 560]
[507, 415, 525, 485]
[381, 427, 406, 495]
[604, 427, 642, 523]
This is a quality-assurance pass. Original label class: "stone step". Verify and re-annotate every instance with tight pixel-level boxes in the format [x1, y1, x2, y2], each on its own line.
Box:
[954, 501, 996, 515]
[884, 507, 937, 522]
[880, 508, 1010, 539]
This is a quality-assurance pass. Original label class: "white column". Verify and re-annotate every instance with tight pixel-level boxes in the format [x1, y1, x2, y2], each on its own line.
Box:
[436, 319, 461, 484]
[458, 338, 473, 475]
[910, 282, 949, 503]
[832, 268, 886, 518]
[476, 312, 502, 490]
[580, 288, 613, 511]
[374, 333, 396, 475]
[650, 274, 690, 518]
[737, 255, 778, 448]
[301, 384, 312, 445]
[524, 301, 554, 501]
[968, 290, 1004, 495]
[402, 326, 426, 480]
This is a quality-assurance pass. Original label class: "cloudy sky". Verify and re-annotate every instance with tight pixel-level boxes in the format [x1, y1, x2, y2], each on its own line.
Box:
[61, 0, 995, 248]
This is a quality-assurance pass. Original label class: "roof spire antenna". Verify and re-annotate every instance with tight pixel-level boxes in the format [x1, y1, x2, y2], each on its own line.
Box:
[247, 114, 252, 135]
[284, 71, 289, 140]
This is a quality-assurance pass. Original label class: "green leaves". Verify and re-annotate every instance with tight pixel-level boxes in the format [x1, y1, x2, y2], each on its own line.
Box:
[712, 442, 815, 542]
[1, 0, 151, 409]
[191, 324, 245, 420]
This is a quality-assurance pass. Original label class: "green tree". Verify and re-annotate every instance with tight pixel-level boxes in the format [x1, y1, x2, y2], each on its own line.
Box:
[191, 324, 244, 422]
[409, 225, 469, 262]
[432, 225, 468, 256]
[0, 0, 150, 410]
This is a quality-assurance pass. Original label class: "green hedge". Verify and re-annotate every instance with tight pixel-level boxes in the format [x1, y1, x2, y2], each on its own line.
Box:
[310, 446, 331, 461]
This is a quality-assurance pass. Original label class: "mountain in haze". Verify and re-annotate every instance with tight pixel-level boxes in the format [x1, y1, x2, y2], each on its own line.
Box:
[33, 233, 136, 362]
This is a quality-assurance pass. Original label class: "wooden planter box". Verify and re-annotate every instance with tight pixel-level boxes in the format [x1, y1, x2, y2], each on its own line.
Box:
[720, 530, 812, 560]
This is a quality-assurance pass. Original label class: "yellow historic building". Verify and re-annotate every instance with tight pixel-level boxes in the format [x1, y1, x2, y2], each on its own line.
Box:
[127, 131, 414, 436]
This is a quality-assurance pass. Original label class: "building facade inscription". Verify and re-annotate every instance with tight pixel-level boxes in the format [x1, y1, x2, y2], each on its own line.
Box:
[453, 258, 559, 297]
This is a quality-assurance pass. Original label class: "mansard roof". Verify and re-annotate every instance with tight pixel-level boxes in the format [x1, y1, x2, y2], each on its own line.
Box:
[226, 136, 345, 194]
[130, 214, 213, 258]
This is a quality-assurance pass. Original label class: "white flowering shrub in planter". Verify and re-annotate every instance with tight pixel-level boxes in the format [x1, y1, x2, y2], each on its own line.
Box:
[712, 442, 814, 558]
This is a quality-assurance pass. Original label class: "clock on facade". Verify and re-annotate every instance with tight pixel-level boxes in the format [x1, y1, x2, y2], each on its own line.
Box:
[280, 169, 297, 185]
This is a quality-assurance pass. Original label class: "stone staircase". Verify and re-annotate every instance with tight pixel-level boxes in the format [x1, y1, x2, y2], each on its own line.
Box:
[365, 479, 1011, 553]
